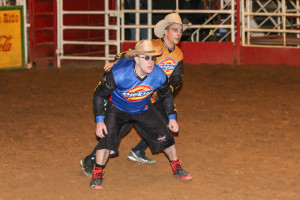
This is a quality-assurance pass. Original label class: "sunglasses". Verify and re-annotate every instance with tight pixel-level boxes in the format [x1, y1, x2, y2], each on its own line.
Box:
[137, 55, 157, 61]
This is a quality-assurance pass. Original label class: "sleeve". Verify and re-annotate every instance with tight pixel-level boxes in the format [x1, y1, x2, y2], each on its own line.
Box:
[168, 59, 183, 92]
[93, 71, 116, 118]
[156, 76, 177, 119]
[114, 47, 135, 61]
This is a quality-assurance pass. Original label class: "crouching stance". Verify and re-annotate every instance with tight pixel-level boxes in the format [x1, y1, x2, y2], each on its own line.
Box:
[90, 40, 192, 190]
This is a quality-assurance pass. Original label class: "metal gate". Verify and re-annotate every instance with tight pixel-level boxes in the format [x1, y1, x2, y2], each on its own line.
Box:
[56, 0, 238, 67]
[241, 0, 300, 47]
[56, 0, 121, 68]
[55, 0, 300, 68]
[120, 0, 236, 43]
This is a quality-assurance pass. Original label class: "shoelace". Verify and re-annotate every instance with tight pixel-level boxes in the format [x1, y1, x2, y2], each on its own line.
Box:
[93, 168, 105, 179]
[94, 172, 103, 179]
[174, 163, 182, 171]
[170, 160, 190, 176]
[170, 160, 183, 172]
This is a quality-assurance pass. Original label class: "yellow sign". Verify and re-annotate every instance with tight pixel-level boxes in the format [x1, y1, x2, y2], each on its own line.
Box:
[0, 8, 24, 69]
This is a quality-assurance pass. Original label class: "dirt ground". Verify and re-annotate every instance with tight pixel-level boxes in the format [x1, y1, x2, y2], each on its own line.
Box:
[0, 63, 299, 200]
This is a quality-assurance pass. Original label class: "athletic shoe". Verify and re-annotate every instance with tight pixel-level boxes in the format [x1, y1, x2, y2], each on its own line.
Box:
[109, 150, 119, 157]
[128, 150, 156, 164]
[170, 159, 192, 180]
[80, 155, 95, 177]
[90, 167, 105, 190]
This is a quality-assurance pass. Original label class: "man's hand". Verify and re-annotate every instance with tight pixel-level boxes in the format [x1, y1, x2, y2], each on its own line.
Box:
[104, 62, 114, 72]
[96, 122, 107, 138]
[168, 119, 179, 132]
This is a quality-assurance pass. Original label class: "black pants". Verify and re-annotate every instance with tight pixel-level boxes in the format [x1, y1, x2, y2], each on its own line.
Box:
[93, 101, 174, 154]
[131, 100, 168, 152]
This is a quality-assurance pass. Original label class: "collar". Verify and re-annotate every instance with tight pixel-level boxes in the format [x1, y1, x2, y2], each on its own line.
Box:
[161, 38, 175, 53]
[133, 63, 148, 81]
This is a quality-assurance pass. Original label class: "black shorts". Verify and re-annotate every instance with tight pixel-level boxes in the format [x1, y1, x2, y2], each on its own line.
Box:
[95, 102, 175, 153]
[116, 100, 169, 140]
[153, 100, 168, 124]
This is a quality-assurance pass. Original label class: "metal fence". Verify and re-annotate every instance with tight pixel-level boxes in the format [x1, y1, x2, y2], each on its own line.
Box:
[241, 0, 300, 47]
[121, 0, 236, 43]
[56, 0, 238, 67]
[56, 0, 121, 68]
[4, 0, 299, 67]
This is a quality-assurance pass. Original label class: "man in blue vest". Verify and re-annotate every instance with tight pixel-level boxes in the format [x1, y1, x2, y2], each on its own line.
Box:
[81, 13, 191, 176]
[89, 40, 192, 189]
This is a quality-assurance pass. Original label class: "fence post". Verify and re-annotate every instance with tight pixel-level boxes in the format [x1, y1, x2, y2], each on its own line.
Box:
[235, 0, 241, 65]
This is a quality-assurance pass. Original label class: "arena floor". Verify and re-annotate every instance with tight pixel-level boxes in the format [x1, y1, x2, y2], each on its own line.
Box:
[0, 63, 299, 200]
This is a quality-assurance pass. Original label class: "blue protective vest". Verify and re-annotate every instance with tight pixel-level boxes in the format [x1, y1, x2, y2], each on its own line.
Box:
[110, 59, 167, 114]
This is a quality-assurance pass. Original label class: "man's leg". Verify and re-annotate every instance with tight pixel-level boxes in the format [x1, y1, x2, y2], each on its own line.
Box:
[89, 108, 129, 189]
[90, 149, 109, 190]
[163, 144, 178, 161]
[140, 28, 148, 40]
[127, 101, 167, 164]
[80, 146, 98, 177]
[134, 104, 192, 181]
[128, 138, 156, 164]
[88, 104, 130, 189]
[164, 144, 192, 181]
[129, 23, 136, 40]
[80, 122, 133, 177]
[95, 149, 110, 165]
[131, 138, 148, 152]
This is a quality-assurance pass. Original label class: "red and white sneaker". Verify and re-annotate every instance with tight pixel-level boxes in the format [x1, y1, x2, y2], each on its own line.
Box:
[90, 167, 105, 190]
[170, 159, 192, 180]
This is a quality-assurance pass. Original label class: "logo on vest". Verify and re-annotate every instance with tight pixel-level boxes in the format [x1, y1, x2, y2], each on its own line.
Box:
[123, 85, 153, 101]
[158, 57, 177, 77]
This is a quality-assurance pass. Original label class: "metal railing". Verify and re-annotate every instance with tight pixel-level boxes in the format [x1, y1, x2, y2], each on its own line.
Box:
[241, 0, 300, 47]
[121, 0, 236, 43]
[190, 0, 236, 42]
[55, 0, 300, 66]
[56, 0, 121, 68]
[56, 0, 238, 65]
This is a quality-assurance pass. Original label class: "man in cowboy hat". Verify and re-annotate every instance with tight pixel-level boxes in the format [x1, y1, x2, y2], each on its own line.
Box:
[89, 39, 192, 189]
[81, 12, 191, 174]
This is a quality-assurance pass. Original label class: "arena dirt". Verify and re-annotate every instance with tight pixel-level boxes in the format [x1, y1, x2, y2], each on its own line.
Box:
[0, 63, 299, 200]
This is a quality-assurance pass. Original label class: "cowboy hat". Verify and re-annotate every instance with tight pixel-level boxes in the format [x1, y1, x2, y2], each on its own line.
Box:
[125, 39, 163, 60]
[154, 13, 192, 38]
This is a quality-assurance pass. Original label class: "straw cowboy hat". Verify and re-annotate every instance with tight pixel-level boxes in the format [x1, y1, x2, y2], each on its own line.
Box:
[125, 39, 163, 60]
[154, 13, 192, 38]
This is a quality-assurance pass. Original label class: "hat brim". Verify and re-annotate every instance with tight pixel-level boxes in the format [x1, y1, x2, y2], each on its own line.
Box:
[125, 48, 163, 60]
[154, 21, 191, 38]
